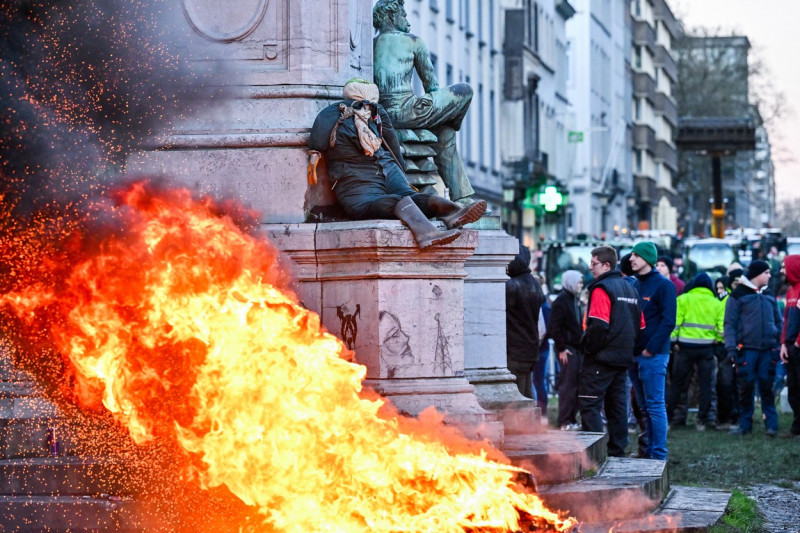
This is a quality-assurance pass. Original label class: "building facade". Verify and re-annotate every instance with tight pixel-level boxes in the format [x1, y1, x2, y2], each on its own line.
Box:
[565, 0, 633, 239]
[633, 0, 679, 233]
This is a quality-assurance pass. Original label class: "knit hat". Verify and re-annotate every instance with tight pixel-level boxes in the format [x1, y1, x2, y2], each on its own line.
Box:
[619, 253, 635, 276]
[746, 259, 770, 280]
[631, 241, 658, 267]
[657, 256, 673, 272]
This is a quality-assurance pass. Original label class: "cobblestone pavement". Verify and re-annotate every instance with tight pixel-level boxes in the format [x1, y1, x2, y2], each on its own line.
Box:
[745, 482, 800, 532]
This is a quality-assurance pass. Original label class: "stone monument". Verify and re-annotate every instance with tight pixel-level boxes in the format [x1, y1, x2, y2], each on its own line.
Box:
[127, 0, 535, 441]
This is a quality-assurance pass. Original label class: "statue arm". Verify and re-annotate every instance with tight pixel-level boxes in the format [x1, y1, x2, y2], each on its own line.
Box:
[377, 104, 406, 169]
[414, 39, 439, 93]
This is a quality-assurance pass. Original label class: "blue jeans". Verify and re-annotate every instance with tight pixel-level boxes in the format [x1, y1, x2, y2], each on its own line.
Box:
[736, 348, 779, 433]
[629, 353, 669, 460]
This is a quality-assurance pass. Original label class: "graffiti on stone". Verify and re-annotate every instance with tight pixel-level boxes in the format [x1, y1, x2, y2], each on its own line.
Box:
[336, 303, 361, 350]
[433, 312, 454, 376]
[379, 310, 417, 378]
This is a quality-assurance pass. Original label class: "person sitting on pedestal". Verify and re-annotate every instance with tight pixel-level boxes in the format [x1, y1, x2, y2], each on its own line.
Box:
[308, 78, 486, 251]
[372, 0, 476, 205]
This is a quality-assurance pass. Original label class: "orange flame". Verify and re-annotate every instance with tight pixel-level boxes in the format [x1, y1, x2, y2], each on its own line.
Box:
[2, 181, 576, 532]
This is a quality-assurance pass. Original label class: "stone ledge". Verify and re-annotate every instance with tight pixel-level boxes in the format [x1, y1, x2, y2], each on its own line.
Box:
[503, 431, 607, 484]
[536, 456, 668, 522]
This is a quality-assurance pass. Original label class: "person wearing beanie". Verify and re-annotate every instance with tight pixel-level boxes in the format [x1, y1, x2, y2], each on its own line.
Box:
[548, 270, 584, 430]
[724, 257, 782, 436]
[629, 242, 677, 460]
[745, 259, 770, 281]
[631, 241, 658, 268]
[656, 255, 685, 295]
[668, 272, 725, 431]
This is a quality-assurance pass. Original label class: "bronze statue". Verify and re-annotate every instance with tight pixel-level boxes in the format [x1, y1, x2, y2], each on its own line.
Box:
[372, 0, 475, 204]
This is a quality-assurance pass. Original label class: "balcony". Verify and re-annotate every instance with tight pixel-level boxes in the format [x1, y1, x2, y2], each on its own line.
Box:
[653, 0, 680, 39]
[654, 45, 677, 82]
[634, 71, 656, 103]
[633, 20, 656, 53]
[634, 124, 657, 153]
[634, 175, 658, 203]
[656, 139, 678, 171]
[655, 92, 678, 126]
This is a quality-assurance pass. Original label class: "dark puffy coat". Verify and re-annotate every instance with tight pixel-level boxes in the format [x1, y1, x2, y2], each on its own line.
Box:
[506, 245, 545, 364]
[308, 100, 405, 181]
[548, 289, 582, 354]
[724, 281, 782, 353]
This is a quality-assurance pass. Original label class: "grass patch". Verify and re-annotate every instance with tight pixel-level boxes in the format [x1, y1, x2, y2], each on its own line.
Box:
[710, 490, 766, 533]
[544, 397, 800, 490]
[666, 408, 800, 490]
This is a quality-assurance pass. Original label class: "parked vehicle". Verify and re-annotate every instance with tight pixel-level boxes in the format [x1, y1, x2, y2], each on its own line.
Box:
[683, 238, 738, 280]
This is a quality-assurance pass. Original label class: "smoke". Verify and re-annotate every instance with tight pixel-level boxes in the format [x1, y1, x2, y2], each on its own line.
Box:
[0, 0, 215, 215]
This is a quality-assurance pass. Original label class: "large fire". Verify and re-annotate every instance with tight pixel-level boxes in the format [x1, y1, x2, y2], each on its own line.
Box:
[1, 181, 576, 532]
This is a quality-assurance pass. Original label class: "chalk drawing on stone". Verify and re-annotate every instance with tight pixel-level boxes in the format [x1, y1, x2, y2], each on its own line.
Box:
[337, 304, 361, 350]
[433, 312, 454, 376]
[379, 311, 417, 378]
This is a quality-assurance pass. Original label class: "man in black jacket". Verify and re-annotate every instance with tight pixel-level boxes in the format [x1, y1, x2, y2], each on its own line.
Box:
[724, 259, 782, 436]
[506, 244, 546, 400]
[579, 245, 644, 457]
[308, 79, 486, 250]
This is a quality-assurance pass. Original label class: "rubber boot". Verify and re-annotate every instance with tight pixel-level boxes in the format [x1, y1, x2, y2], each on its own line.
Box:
[427, 195, 487, 229]
[393, 197, 461, 250]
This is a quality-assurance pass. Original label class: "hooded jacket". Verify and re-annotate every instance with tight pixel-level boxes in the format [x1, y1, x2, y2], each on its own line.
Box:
[724, 275, 782, 353]
[548, 270, 583, 354]
[672, 273, 724, 346]
[506, 246, 545, 363]
[782, 254, 800, 347]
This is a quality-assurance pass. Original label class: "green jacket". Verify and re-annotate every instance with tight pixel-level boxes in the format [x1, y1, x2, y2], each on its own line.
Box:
[672, 286, 725, 345]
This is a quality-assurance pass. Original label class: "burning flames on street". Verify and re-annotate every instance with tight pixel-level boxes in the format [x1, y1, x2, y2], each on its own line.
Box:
[0, 181, 577, 532]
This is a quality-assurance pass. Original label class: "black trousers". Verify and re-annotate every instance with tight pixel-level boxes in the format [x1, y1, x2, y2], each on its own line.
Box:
[579, 357, 628, 457]
[786, 346, 800, 435]
[668, 344, 716, 425]
[716, 353, 739, 425]
[557, 348, 582, 426]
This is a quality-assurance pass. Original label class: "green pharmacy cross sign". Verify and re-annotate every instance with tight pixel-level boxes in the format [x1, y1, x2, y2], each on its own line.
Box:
[538, 185, 564, 212]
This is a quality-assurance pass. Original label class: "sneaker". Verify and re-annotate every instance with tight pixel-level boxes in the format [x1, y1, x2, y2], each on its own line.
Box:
[729, 427, 751, 436]
[696, 423, 706, 432]
[560, 423, 581, 431]
[765, 429, 777, 438]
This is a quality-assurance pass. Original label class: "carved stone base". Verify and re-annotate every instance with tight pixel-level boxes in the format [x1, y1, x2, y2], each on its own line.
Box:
[264, 220, 504, 444]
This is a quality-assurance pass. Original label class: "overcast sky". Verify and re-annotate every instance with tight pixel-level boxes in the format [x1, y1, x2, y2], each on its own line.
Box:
[670, 0, 800, 202]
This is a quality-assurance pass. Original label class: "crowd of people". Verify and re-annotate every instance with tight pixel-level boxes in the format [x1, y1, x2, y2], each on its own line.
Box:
[506, 242, 800, 461]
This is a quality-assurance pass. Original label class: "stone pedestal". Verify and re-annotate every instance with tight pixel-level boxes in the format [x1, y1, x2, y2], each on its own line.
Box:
[461, 218, 541, 434]
[126, 0, 374, 222]
[265, 221, 504, 444]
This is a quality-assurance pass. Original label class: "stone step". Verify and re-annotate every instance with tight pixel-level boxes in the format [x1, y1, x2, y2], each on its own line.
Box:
[0, 457, 130, 496]
[0, 494, 133, 531]
[578, 485, 731, 532]
[536, 457, 669, 522]
[0, 395, 60, 419]
[0, 417, 77, 458]
[502, 430, 607, 484]
[0, 379, 40, 399]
